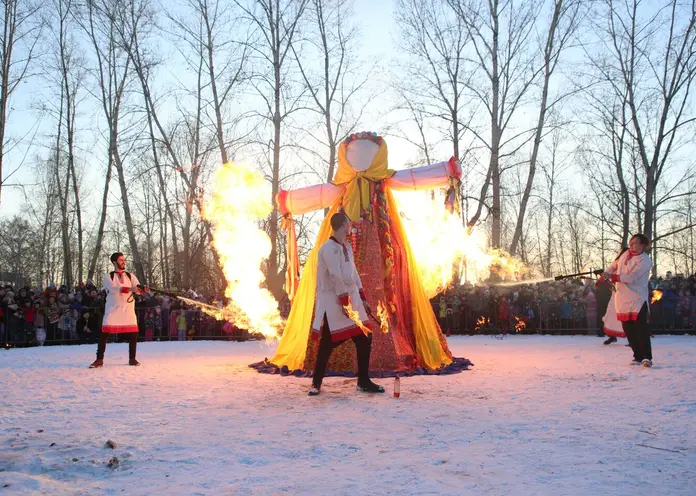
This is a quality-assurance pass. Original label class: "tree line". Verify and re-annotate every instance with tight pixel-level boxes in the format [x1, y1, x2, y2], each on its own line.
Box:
[1, 0, 695, 294]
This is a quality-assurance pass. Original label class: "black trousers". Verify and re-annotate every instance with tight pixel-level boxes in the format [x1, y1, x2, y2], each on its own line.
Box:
[621, 303, 652, 361]
[312, 315, 372, 388]
[97, 333, 137, 361]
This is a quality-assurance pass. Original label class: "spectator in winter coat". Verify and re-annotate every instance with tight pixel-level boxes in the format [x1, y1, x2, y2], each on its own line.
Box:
[76, 310, 91, 344]
[583, 288, 597, 334]
[33, 302, 46, 346]
[144, 309, 156, 342]
[58, 309, 73, 342]
[176, 312, 188, 341]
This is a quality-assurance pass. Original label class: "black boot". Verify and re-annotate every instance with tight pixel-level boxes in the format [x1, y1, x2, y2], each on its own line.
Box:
[603, 336, 617, 345]
[357, 380, 385, 393]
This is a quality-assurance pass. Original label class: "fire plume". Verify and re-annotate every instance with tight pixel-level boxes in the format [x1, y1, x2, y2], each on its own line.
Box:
[514, 316, 526, 333]
[651, 290, 663, 304]
[376, 300, 390, 333]
[343, 304, 372, 336]
[392, 190, 527, 298]
[475, 316, 491, 332]
[202, 162, 284, 340]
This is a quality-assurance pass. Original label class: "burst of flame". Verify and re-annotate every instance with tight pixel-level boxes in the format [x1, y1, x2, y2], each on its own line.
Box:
[651, 289, 663, 304]
[202, 162, 284, 340]
[475, 316, 491, 331]
[343, 304, 372, 336]
[392, 190, 527, 298]
[514, 316, 526, 333]
[376, 300, 390, 333]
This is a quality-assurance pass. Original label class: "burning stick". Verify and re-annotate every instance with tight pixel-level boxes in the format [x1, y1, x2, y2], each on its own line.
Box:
[343, 303, 373, 336]
[651, 290, 663, 304]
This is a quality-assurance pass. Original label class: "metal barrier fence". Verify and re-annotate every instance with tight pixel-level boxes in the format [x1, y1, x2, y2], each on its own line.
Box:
[2, 299, 695, 348]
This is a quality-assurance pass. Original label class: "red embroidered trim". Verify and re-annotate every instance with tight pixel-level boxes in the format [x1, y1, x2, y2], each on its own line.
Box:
[603, 326, 625, 338]
[102, 325, 139, 334]
[616, 312, 639, 322]
[311, 321, 373, 343]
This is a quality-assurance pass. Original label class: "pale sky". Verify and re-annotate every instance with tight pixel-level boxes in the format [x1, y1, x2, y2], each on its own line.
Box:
[0, 0, 415, 220]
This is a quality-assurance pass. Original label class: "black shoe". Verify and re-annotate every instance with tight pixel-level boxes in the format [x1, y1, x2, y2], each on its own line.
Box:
[603, 336, 617, 345]
[129, 359, 140, 366]
[357, 381, 385, 393]
[89, 359, 103, 368]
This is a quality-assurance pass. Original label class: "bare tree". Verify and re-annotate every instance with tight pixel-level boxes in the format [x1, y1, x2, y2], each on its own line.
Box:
[537, 128, 569, 277]
[236, 0, 308, 295]
[447, 0, 543, 248]
[394, 0, 470, 174]
[594, 0, 696, 242]
[46, 0, 86, 283]
[579, 88, 632, 248]
[116, 0, 231, 288]
[78, 0, 136, 281]
[292, 0, 371, 183]
[0, 0, 41, 205]
[508, 0, 583, 255]
[40, 0, 79, 287]
[166, 0, 249, 165]
[0, 216, 41, 287]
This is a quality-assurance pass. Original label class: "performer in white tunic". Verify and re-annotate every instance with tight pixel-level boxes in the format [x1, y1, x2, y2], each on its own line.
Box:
[601, 234, 653, 367]
[89, 252, 146, 368]
[308, 213, 385, 396]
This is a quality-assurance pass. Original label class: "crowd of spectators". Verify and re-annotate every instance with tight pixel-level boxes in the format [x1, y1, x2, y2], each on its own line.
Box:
[432, 272, 696, 335]
[0, 281, 249, 347]
[2, 271, 694, 347]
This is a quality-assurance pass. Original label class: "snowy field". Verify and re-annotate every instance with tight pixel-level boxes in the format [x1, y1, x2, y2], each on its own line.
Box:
[1, 336, 695, 496]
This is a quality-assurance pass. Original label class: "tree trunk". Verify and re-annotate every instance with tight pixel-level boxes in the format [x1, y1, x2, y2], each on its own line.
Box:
[143, 92, 180, 287]
[204, 4, 228, 164]
[113, 141, 146, 281]
[509, 1, 563, 255]
[489, 1, 501, 249]
[87, 154, 113, 282]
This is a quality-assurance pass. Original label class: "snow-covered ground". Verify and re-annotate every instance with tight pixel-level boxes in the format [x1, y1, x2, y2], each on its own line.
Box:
[1, 335, 694, 495]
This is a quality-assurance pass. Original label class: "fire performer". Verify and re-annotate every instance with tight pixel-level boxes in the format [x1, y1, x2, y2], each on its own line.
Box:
[308, 212, 384, 396]
[599, 235, 653, 367]
[89, 252, 147, 368]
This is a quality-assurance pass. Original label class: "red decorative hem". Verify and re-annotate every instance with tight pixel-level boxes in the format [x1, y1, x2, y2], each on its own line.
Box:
[311, 321, 373, 343]
[102, 325, 139, 334]
[616, 312, 639, 322]
[603, 326, 625, 338]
